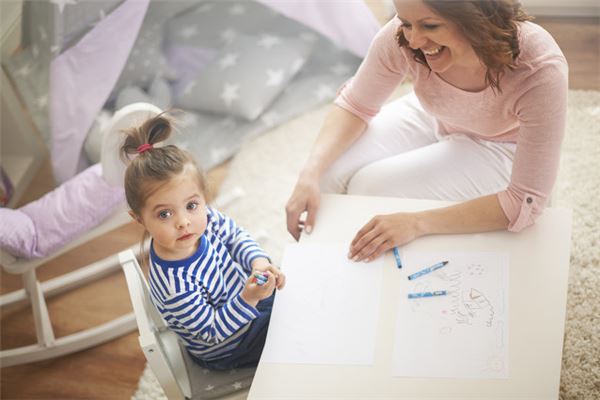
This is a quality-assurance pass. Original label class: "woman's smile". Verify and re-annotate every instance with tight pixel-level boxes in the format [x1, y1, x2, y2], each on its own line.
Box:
[422, 46, 444, 56]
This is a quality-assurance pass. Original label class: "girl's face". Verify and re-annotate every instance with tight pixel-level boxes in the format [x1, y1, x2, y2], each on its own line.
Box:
[394, 0, 480, 73]
[134, 167, 207, 261]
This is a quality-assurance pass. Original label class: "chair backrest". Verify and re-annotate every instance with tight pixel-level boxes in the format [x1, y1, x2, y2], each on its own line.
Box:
[119, 249, 192, 400]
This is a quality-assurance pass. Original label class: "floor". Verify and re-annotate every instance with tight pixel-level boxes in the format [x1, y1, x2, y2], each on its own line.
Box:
[1, 6, 598, 399]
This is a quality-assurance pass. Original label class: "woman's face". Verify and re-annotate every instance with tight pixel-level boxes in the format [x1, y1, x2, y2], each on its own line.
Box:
[394, 0, 480, 73]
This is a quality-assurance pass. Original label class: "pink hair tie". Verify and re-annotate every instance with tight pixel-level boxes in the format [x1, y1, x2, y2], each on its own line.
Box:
[136, 143, 153, 154]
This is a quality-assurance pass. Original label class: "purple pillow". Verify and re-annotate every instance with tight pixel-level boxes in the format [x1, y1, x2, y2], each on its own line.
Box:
[0, 208, 37, 258]
[0, 164, 125, 259]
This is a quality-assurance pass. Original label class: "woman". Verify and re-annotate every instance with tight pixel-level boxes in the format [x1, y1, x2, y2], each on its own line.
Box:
[285, 0, 568, 262]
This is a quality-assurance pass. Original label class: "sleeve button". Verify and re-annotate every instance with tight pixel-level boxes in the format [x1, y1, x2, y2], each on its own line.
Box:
[526, 197, 533, 204]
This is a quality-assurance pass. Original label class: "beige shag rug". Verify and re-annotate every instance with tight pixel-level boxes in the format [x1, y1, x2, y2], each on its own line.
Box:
[133, 89, 599, 400]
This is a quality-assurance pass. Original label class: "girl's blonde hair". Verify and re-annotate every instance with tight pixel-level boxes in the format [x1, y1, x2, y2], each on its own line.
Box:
[119, 113, 209, 216]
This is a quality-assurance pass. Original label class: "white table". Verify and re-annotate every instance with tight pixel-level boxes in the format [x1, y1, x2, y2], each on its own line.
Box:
[248, 194, 572, 400]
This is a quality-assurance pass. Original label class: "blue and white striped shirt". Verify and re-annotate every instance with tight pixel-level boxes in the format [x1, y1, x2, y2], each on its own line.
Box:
[148, 207, 269, 361]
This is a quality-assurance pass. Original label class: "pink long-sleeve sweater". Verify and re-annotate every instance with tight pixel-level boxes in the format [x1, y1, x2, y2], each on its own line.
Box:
[334, 18, 568, 232]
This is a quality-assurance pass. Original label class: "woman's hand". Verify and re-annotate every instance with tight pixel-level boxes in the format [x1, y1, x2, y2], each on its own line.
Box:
[285, 106, 367, 241]
[348, 212, 421, 262]
[285, 171, 321, 241]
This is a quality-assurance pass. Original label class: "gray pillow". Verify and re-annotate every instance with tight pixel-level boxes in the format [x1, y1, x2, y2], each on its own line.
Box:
[164, 1, 279, 48]
[114, 77, 172, 111]
[111, 24, 174, 94]
[111, 1, 197, 95]
[175, 34, 312, 121]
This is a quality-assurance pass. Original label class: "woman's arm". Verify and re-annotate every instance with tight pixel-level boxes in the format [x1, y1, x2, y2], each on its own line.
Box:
[349, 194, 509, 261]
[286, 105, 367, 240]
[286, 19, 409, 241]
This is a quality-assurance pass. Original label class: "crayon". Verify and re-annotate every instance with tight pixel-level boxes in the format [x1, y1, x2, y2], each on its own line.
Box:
[407, 290, 448, 299]
[253, 272, 269, 286]
[407, 261, 449, 280]
[393, 247, 403, 269]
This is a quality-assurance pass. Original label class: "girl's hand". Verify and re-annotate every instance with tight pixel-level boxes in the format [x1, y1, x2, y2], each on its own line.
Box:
[240, 271, 276, 306]
[348, 212, 421, 262]
[253, 264, 286, 290]
[251, 258, 286, 290]
[285, 172, 321, 241]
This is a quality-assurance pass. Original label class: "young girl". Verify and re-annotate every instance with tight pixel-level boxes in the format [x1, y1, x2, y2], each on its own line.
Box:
[120, 113, 285, 370]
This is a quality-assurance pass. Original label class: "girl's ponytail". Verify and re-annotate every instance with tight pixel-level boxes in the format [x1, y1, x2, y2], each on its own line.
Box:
[120, 113, 173, 162]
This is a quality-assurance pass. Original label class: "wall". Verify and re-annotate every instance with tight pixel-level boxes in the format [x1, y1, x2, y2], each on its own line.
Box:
[519, 0, 598, 17]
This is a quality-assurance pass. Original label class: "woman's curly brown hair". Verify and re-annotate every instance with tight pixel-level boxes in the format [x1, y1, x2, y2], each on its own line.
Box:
[396, 0, 533, 93]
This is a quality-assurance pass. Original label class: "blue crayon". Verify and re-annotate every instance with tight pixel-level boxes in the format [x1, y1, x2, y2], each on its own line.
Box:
[393, 247, 403, 269]
[254, 272, 269, 286]
[407, 261, 449, 280]
[408, 290, 447, 299]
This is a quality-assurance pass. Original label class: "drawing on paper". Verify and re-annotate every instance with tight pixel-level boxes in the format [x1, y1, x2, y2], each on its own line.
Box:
[456, 288, 495, 327]
[392, 251, 509, 379]
[410, 262, 497, 328]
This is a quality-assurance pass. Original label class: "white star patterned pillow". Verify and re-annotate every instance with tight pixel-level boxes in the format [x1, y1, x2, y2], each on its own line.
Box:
[111, 24, 174, 94]
[109, 1, 197, 98]
[175, 34, 313, 121]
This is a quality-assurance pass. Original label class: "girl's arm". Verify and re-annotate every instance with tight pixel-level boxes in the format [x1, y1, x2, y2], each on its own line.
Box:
[163, 288, 260, 345]
[349, 194, 509, 262]
[210, 208, 270, 272]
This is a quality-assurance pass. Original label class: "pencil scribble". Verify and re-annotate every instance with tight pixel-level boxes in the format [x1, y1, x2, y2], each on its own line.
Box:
[456, 288, 494, 327]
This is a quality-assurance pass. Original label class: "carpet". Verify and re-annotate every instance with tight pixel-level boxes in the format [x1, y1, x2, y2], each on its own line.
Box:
[133, 88, 599, 399]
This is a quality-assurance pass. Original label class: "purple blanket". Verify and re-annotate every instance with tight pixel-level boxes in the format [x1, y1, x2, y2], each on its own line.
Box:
[0, 164, 124, 259]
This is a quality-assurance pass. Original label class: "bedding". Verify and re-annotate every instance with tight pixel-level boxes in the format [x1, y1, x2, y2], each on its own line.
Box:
[170, 72, 351, 170]
[2, 0, 376, 182]
[110, 24, 173, 95]
[163, 1, 277, 48]
[115, 77, 172, 111]
[165, 45, 217, 95]
[0, 164, 124, 259]
[109, 0, 199, 97]
[0, 208, 35, 259]
[175, 34, 312, 120]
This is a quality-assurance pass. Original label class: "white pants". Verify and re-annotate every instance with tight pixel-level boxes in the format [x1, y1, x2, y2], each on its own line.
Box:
[321, 92, 517, 201]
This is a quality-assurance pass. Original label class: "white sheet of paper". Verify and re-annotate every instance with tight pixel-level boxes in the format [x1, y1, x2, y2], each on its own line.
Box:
[392, 251, 509, 379]
[261, 243, 384, 365]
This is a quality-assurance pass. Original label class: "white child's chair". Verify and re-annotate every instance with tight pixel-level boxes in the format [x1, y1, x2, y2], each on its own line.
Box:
[119, 249, 255, 400]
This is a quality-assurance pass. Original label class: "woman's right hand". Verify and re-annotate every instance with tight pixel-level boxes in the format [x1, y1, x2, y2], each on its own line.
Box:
[285, 105, 366, 241]
[285, 171, 321, 241]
